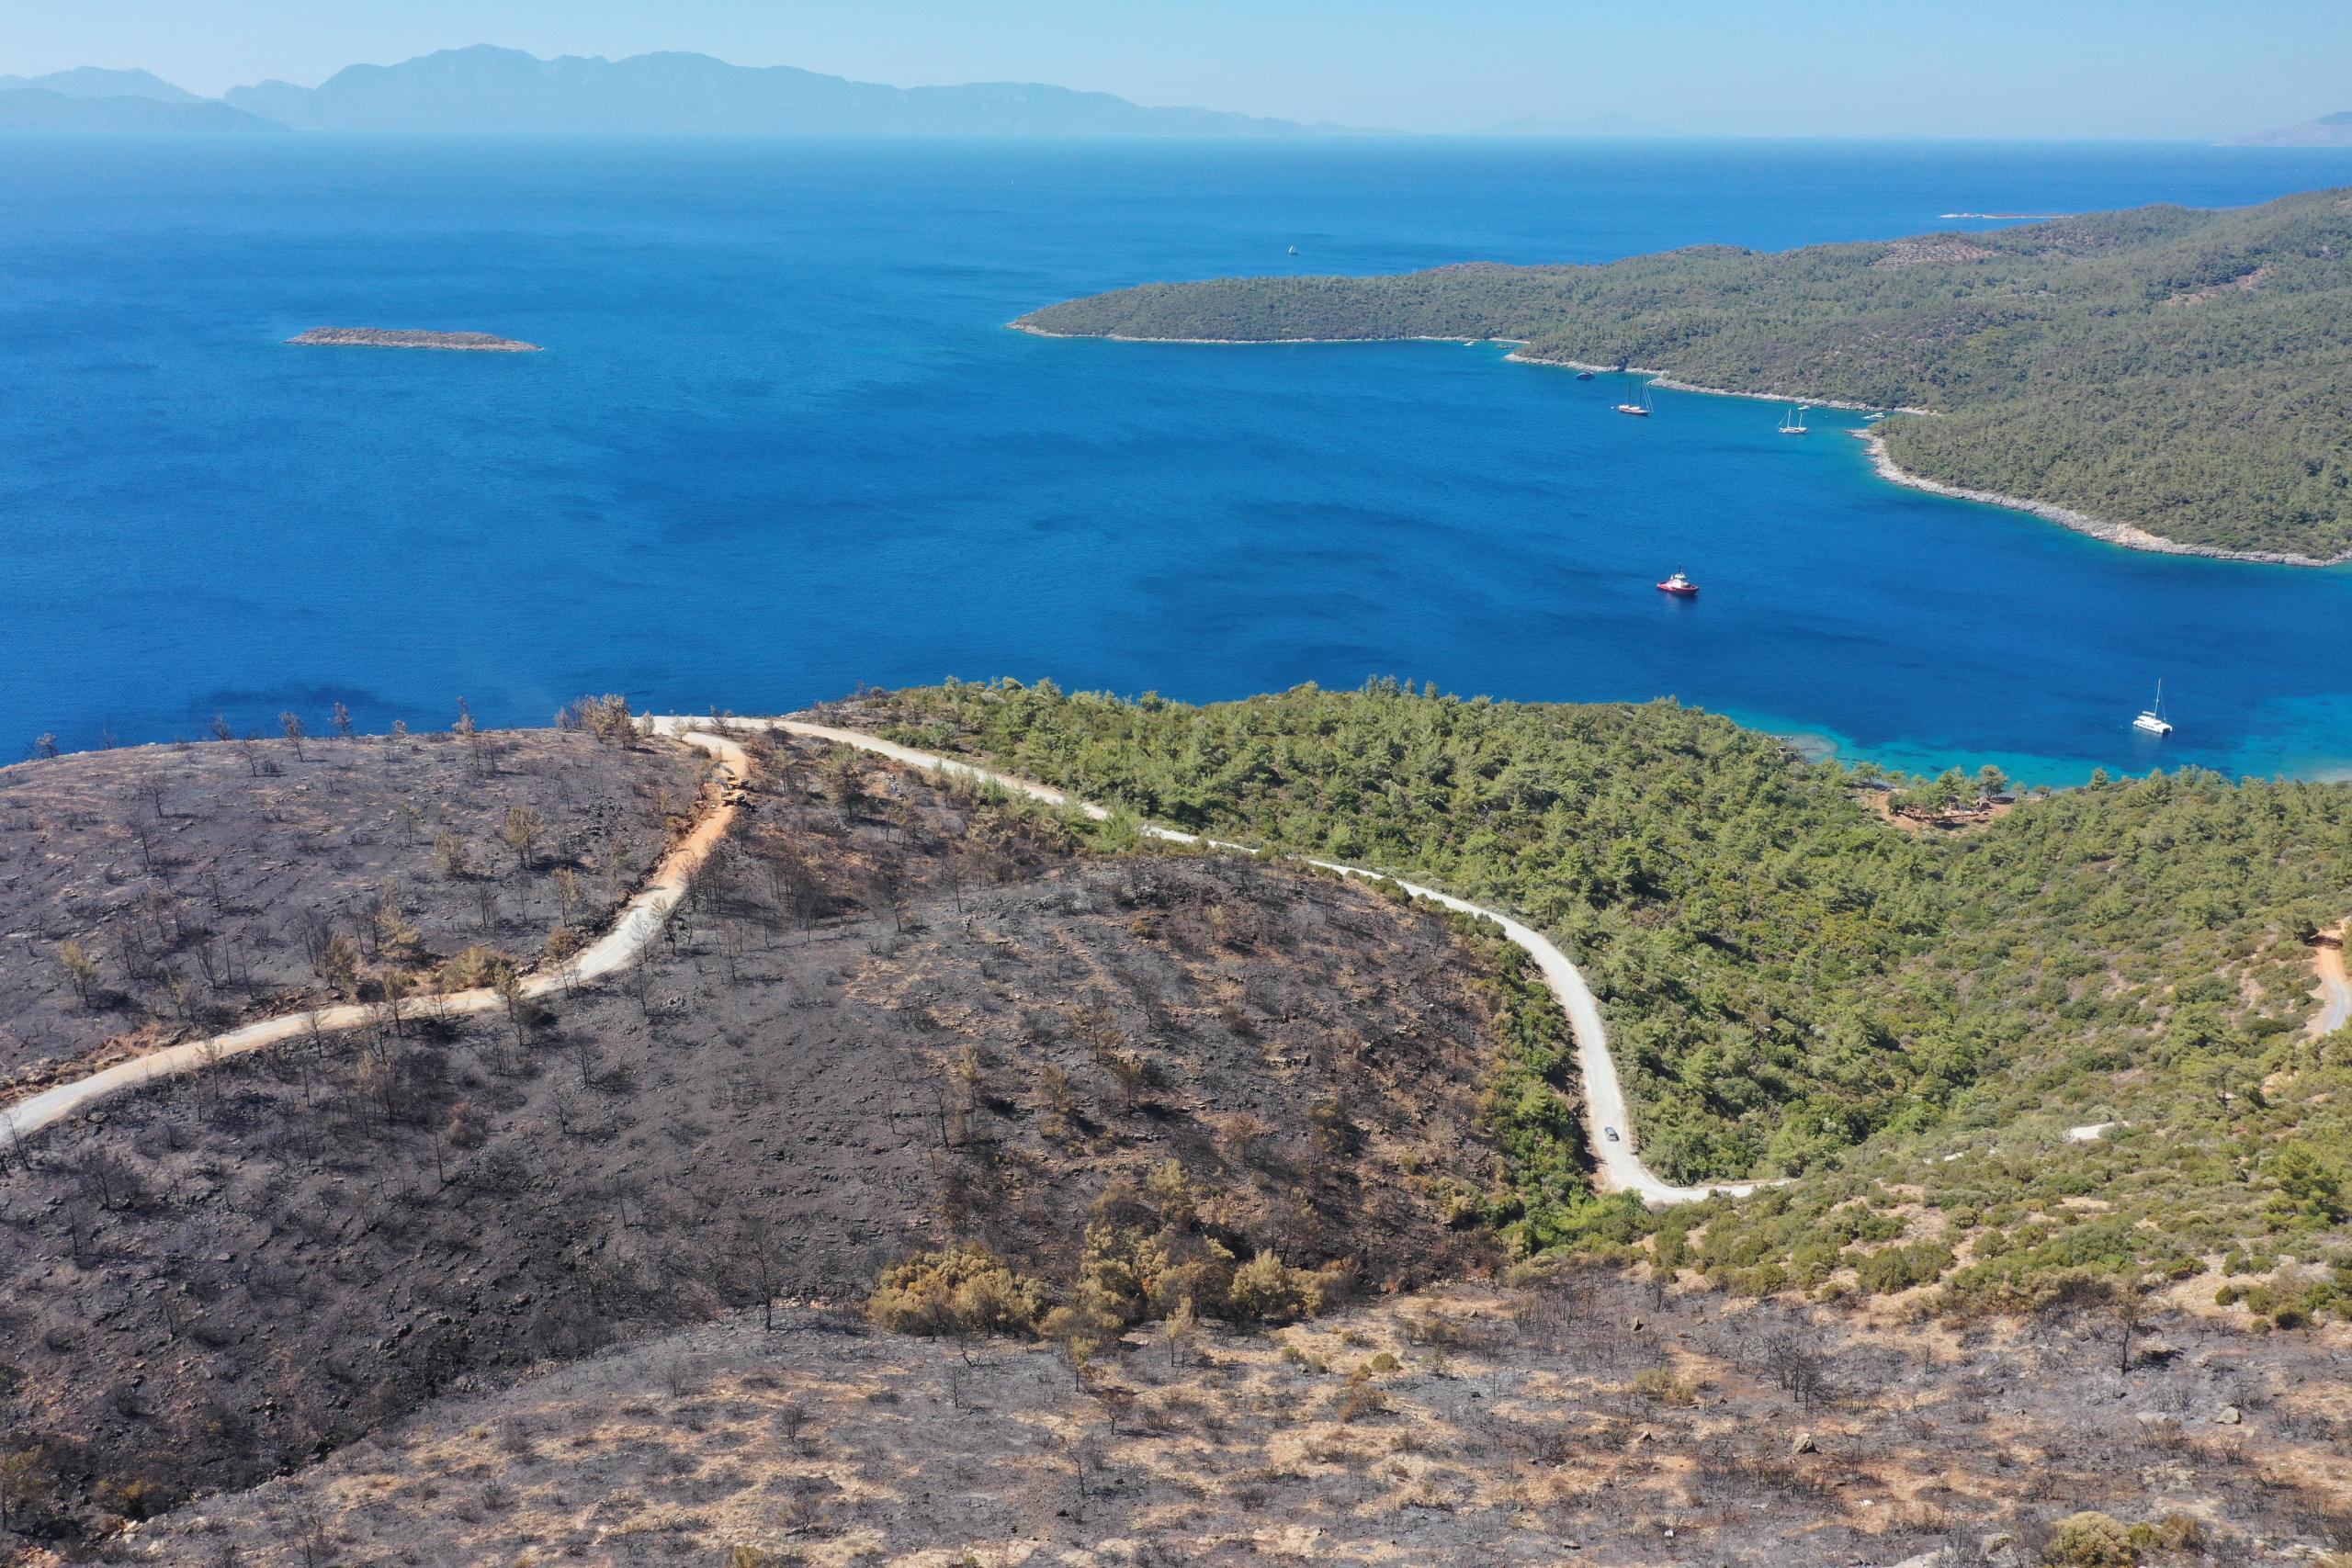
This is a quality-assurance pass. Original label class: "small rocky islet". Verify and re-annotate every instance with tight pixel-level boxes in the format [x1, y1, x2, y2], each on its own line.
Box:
[287, 327, 540, 352]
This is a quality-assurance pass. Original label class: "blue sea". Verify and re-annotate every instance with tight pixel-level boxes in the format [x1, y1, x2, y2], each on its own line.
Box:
[6, 135, 2352, 784]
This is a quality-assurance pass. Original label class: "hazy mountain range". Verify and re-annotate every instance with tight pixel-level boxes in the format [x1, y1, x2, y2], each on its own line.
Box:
[0, 47, 1356, 136]
[0, 46, 1684, 138]
[218, 46, 1349, 135]
[0, 66, 204, 102]
[18, 47, 2305, 141]
[2223, 110, 2352, 147]
[0, 65, 283, 130]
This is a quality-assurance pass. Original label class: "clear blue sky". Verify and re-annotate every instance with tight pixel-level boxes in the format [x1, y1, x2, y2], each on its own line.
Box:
[9, 0, 2347, 138]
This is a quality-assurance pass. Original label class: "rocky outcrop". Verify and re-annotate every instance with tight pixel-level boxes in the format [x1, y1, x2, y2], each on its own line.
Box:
[288, 327, 541, 352]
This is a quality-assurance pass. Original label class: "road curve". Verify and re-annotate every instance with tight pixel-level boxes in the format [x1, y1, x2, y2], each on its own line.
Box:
[0, 731, 748, 1145]
[5, 716, 1756, 1207]
[707, 716, 1760, 1205]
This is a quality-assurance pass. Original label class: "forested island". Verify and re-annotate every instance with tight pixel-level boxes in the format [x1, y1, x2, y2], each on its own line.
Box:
[288, 327, 541, 352]
[1019, 187, 2352, 562]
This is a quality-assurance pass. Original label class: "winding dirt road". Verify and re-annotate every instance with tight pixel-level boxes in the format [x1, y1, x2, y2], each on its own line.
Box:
[6, 715, 1766, 1206]
[708, 716, 1763, 1204]
[16, 713, 2322, 1203]
[0, 731, 747, 1145]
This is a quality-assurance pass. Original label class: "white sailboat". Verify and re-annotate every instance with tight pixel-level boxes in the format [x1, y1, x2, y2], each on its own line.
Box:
[2132, 680, 2173, 736]
[1779, 404, 1810, 434]
[1616, 381, 1653, 417]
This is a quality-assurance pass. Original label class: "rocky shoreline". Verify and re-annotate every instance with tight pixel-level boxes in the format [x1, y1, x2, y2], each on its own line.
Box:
[1509, 349, 1935, 416]
[1010, 319, 1494, 348]
[1521, 347, 2345, 565]
[288, 328, 542, 352]
[1854, 430, 2351, 569]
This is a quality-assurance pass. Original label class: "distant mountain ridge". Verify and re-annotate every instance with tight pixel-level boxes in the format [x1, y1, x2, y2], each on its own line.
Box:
[222, 45, 1334, 136]
[0, 88, 283, 132]
[0, 66, 203, 103]
[2224, 110, 2352, 147]
[0, 64, 288, 132]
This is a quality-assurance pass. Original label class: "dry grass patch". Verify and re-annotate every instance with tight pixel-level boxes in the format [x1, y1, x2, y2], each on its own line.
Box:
[111, 1277, 2352, 1567]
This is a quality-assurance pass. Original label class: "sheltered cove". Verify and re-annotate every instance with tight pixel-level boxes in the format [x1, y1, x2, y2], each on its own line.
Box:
[1013, 315, 2352, 569]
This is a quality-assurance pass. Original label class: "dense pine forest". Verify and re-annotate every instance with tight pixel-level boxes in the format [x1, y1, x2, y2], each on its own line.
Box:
[1020, 188, 2352, 560]
[853, 679, 2352, 1308]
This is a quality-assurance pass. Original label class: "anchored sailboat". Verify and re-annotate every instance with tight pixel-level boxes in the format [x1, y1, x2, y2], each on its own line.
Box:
[2132, 681, 2173, 737]
[1616, 381, 1653, 417]
[1780, 404, 1810, 434]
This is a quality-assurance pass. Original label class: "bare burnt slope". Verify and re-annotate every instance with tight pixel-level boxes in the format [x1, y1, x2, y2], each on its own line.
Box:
[0, 728, 706, 1095]
[0, 734, 1518, 1537]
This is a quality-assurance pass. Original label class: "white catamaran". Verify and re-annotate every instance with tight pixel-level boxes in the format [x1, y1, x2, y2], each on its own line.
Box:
[2132, 681, 2174, 737]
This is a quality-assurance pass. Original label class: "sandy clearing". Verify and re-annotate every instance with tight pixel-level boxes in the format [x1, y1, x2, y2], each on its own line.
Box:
[2311, 926, 2349, 1038]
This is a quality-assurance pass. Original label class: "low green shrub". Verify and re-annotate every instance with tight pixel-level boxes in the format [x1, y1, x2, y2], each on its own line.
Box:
[2044, 1510, 2133, 1567]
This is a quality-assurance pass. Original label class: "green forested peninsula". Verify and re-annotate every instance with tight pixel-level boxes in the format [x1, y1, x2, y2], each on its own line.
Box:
[1019, 189, 2352, 561]
[851, 679, 2352, 1307]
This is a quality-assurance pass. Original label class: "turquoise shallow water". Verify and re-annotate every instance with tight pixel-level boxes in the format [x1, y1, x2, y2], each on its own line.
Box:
[4, 135, 2351, 784]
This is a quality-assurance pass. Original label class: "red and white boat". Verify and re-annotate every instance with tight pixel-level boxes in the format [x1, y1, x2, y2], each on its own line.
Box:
[1656, 570, 1699, 596]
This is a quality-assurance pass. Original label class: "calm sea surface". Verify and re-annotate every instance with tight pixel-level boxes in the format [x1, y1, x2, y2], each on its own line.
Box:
[6, 136, 2352, 784]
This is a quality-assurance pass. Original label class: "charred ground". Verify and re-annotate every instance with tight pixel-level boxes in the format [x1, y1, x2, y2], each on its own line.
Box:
[0, 731, 1523, 1540]
[10, 714, 2347, 1567]
[0, 724, 705, 1100]
[116, 1277, 2352, 1568]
